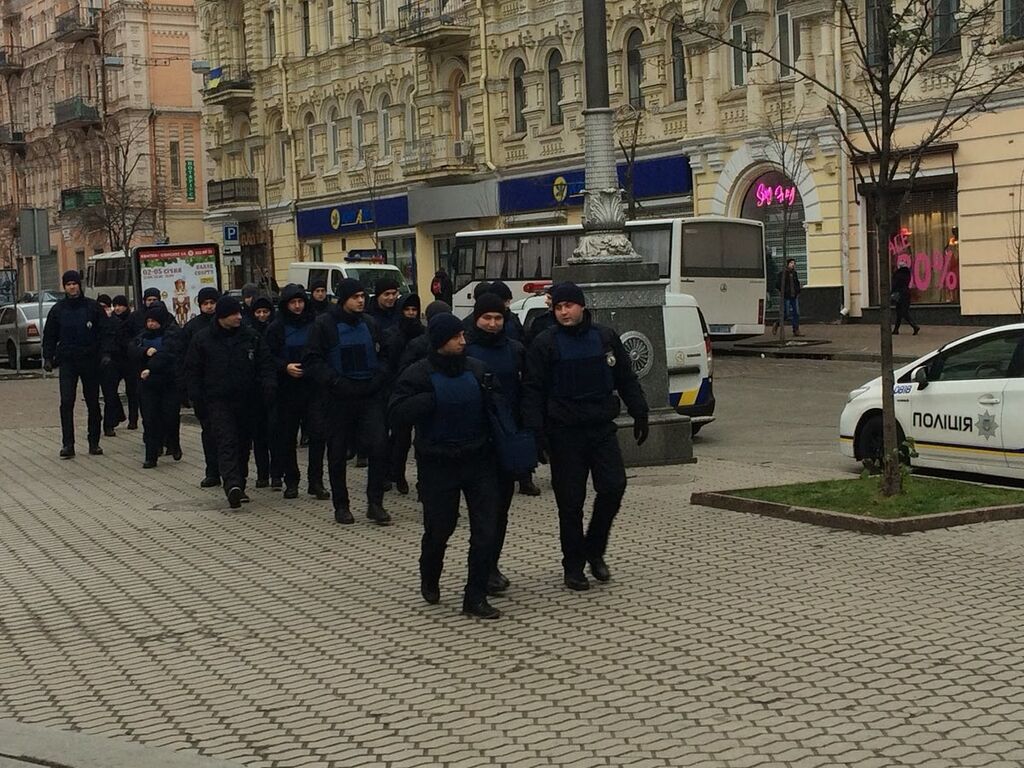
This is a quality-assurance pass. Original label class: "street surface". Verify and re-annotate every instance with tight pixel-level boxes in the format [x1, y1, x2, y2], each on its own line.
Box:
[3, 362, 1024, 767]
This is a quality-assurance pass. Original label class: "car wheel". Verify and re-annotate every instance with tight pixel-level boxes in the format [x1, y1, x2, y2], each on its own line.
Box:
[6, 340, 17, 370]
[691, 423, 703, 437]
[856, 413, 908, 465]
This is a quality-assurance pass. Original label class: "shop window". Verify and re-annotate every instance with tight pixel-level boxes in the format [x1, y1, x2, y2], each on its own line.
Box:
[626, 29, 644, 108]
[511, 59, 526, 134]
[740, 170, 807, 308]
[933, 0, 960, 54]
[671, 24, 686, 102]
[309, 243, 323, 262]
[548, 50, 563, 126]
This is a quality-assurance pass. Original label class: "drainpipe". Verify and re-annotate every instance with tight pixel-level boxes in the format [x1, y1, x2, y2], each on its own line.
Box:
[476, 0, 496, 171]
[278, 2, 300, 257]
[835, 5, 850, 319]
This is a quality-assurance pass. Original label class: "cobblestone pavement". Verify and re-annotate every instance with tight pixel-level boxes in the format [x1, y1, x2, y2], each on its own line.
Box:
[3, 389, 1024, 767]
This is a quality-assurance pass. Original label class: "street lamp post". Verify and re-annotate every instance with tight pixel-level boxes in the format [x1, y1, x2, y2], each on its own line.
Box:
[551, 0, 693, 466]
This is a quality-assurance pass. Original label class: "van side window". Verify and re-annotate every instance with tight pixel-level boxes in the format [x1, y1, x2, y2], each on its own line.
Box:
[307, 268, 328, 293]
[331, 270, 344, 296]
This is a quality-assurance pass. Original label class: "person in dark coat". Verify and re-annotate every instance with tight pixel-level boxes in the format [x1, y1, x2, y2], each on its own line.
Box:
[128, 287, 166, 337]
[102, 294, 139, 434]
[184, 295, 276, 508]
[388, 313, 501, 620]
[265, 284, 328, 500]
[774, 259, 802, 336]
[461, 282, 495, 332]
[130, 303, 184, 468]
[430, 269, 453, 307]
[302, 280, 331, 470]
[303, 278, 391, 525]
[240, 283, 259, 324]
[247, 295, 277, 487]
[488, 280, 526, 343]
[42, 270, 113, 458]
[522, 282, 649, 592]
[366, 277, 401, 333]
[308, 280, 331, 315]
[525, 284, 557, 346]
[381, 293, 424, 495]
[399, 300, 450, 369]
[178, 286, 221, 487]
[891, 262, 920, 335]
[465, 292, 527, 596]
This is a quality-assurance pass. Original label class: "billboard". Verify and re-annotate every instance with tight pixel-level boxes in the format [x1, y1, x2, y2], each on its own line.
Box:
[133, 243, 221, 326]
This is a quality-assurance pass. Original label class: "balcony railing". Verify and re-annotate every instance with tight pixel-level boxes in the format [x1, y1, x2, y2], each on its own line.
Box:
[0, 45, 22, 73]
[202, 66, 255, 106]
[0, 124, 25, 145]
[401, 135, 475, 175]
[54, 96, 101, 129]
[396, 0, 472, 47]
[61, 186, 103, 212]
[55, 6, 101, 43]
[207, 178, 259, 207]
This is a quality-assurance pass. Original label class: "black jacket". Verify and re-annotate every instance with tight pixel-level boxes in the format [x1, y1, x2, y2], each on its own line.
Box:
[778, 269, 801, 299]
[41, 295, 113, 364]
[130, 315, 184, 389]
[308, 296, 331, 316]
[465, 325, 526, 414]
[367, 299, 399, 333]
[184, 321, 276, 407]
[526, 310, 556, 346]
[382, 316, 426, 376]
[177, 311, 215, 398]
[106, 310, 135, 360]
[303, 306, 388, 399]
[398, 334, 431, 371]
[522, 312, 648, 432]
[265, 285, 317, 400]
[892, 266, 912, 300]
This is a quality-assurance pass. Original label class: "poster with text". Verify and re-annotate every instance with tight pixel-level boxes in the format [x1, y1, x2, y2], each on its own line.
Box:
[134, 244, 221, 326]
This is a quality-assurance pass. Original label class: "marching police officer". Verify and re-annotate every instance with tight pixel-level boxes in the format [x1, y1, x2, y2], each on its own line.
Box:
[102, 294, 138, 434]
[399, 300, 450, 369]
[308, 280, 331, 315]
[179, 287, 221, 487]
[381, 293, 423, 495]
[247, 296, 276, 487]
[367, 277, 401, 333]
[184, 295, 276, 509]
[130, 302, 184, 468]
[303, 278, 391, 526]
[42, 270, 112, 458]
[129, 287, 165, 336]
[522, 282, 649, 591]
[389, 313, 501, 620]
[487, 280, 526, 343]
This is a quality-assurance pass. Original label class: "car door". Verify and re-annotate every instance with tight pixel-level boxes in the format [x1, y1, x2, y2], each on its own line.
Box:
[0, 307, 11, 348]
[906, 330, 1023, 474]
[996, 334, 1024, 478]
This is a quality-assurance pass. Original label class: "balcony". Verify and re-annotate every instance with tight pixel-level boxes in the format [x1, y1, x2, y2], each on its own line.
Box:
[55, 6, 100, 43]
[0, 46, 22, 75]
[0, 124, 25, 150]
[395, 0, 473, 48]
[207, 178, 259, 208]
[401, 135, 475, 178]
[201, 67, 255, 108]
[55, 96, 102, 130]
[61, 186, 103, 213]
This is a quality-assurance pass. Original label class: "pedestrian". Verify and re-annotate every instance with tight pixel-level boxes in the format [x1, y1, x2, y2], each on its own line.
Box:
[240, 283, 259, 324]
[184, 295, 276, 509]
[265, 284, 329, 500]
[42, 270, 113, 459]
[522, 282, 649, 591]
[179, 287, 222, 488]
[774, 258, 802, 336]
[381, 293, 424, 495]
[131, 302, 183, 468]
[106, 294, 139, 432]
[465, 291, 527, 595]
[247, 295, 277, 487]
[430, 268, 453, 307]
[303, 278, 392, 526]
[487, 280, 526, 343]
[308, 280, 331, 315]
[367, 277, 401, 333]
[388, 313, 501, 620]
[891, 260, 920, 335]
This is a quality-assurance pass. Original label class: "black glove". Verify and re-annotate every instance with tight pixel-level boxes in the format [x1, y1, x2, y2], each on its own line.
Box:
[633, 414, 649, 447]
[43, 359, 53, 373]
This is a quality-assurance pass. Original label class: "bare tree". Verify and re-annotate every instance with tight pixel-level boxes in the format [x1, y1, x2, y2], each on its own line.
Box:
[1007, 168, 1024, 320]
[359, 148, 383, 258]
[654, 1, 1024, 495]
[614, 104, 646, 219]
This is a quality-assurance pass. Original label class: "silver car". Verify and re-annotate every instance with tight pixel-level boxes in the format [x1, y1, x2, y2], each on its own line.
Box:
[0, 302, 55, 367]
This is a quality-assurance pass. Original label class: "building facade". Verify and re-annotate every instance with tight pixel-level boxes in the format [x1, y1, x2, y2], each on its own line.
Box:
[197, 0, 1024, 320]
[0, 0, 206, 293]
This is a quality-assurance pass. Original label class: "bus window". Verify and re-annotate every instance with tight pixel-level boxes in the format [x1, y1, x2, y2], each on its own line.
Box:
[556, 234, 577, 267]
[519, 236, 554, 280]
[681, 222, 724, 275]
[484, 238, 517, 280]
[721, 224, 764, 277]
[628, 226, 672, 278]
[681, 220, 764, 278]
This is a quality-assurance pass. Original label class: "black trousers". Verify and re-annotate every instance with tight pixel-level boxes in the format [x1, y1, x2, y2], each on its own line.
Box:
[417, 453, 498, 604]
[494, 475, 515, 575]
[273, 396, 326, 488]
[893, 298, 919, 332]
[198, 413, 219, 480]
[388, 424, 413, 481]
[206, 399, 254, 496]
[102, 358, 139, 430]
[548, 424, 627, 574]
[139, 382, 181, 462]
[252, 404, 273, 481]
[58, 356, 102, 449]
[326, 397, 387, 509]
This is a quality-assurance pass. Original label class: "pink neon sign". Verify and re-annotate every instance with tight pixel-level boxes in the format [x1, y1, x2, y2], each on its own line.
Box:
[755, 182, 798, 207]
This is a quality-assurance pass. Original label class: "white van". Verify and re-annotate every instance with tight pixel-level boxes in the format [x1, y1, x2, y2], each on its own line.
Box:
[286, 262, 411, 299]
[511, 289, 715, 435]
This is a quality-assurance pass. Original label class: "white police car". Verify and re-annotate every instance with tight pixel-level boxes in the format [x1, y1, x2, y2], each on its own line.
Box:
[840, 324, 1024, 479]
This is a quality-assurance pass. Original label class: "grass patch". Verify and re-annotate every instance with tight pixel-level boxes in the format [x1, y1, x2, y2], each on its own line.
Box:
[733, 476, 1024, 519]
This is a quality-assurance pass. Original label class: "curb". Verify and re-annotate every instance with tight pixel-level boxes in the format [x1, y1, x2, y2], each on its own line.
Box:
[717, 346, 916, 365]
[689, 490, 1024, 534]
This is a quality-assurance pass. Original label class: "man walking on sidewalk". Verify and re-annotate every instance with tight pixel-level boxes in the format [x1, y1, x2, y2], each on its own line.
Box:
[775, 258, 802, 337]
[891, 261, 920, 335]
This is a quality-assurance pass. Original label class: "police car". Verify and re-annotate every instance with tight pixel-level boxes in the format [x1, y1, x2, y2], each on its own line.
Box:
[840, 324, 1024, 479]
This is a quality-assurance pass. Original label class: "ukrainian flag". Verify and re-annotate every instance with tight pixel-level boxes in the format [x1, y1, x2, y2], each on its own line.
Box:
[206, 67, 223, 89]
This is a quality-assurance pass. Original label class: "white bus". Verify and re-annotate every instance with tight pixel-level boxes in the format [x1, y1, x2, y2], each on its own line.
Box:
[85, 250, 131, 302]
[452, 216, 766, 338]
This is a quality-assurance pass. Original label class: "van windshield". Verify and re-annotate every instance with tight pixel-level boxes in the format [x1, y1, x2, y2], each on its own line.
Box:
[343, 267, 411, 296]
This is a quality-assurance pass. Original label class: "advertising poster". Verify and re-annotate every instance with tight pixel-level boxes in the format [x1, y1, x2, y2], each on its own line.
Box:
[134, 243, 221, 326]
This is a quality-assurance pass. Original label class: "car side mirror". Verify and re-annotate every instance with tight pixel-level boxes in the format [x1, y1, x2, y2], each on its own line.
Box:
[913, 366, 929, 390]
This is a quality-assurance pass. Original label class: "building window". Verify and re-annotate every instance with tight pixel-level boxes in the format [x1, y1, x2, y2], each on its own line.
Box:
[547, 50, 563, 125]
[866, 0, 885, 67]
[377, 0, 386, 31]
[404, 87, 417, 143]
[671, 23, 686, 102]
[1007, 0, 1024, 38]
[327, 1, 336, 46]
[328, 107, 340, 167]
[351, 0, 360, 39]
[304, 114, 315, 169]
[169, 140, 181, 187]
[626, 29, 644, 108]
[777, 13, 801, 76]
[378, 94, 391, 156]
[277, 136, 288, 178]
[266, 10, 277, 60]
[309, 243, 323, 262]
[512, 59, 526, 134]
[933, 0, 960, 53]
[353, 100, 365, 163]
[301, 1, 312, 53]
[730, 1, 752, 88]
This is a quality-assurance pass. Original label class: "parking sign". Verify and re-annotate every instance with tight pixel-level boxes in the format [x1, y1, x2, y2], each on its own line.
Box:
[223, 222, 240, 255]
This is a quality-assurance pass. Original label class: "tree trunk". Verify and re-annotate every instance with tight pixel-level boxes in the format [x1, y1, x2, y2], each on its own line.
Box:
[873, 190, 902, 496]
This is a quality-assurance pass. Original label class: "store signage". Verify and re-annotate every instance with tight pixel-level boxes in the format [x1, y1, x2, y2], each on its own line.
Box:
[754, 182, 798, 207]
[185, 160, 196, 202]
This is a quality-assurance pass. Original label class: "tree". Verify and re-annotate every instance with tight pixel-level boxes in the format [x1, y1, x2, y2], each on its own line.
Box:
[1006, 168, 1024, 320]
[655, 1, 1024, 495]
[614, 104, 646, 219]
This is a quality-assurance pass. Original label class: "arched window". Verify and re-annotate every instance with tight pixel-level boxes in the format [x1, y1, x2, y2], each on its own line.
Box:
[268, 115, 285, 178]
[404, 86, 417, 144]
[511, 59, 526, 134]
[303, 112, 315, 169]
[451, 71, 469, 140]
[730, 1, 752, 87]
[327, 106, 340, 167]
[352, 100, 365, 163]
[378, 94, 391, 156]
[626, 29, 644, 108]
[671, 23, 686, 102]
[547, 50, 563, 126]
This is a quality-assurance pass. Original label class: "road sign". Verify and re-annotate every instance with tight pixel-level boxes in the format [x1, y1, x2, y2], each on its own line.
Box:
[223, 222, 240, 255]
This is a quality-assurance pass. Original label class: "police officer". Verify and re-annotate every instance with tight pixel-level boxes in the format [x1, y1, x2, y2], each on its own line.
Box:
[381, 293, 423, 495]
[525, 284, 557, 345]
[247, 295, 276, 487]
[240, 283, 259, 324]
[265, 284, 329, 500]
[399, 300, 450, 369]
[101, 295, 130, 434]
[184, 295, 276, 509]
[131, 302, 184, 468]
[465, 291, 525, 596]
[487, 280, 526, 343]
[389, 313, 501, 620]
[109, 295, 140, 430]
[367, 277, 401, 333]
[42, 270, 112, 458]
[522, 282, 649, 591]
[179, 287, 221, 487]
[129, 288, 165, 336]
[303, 278, 391, 525]
[308, 280, 331, 315]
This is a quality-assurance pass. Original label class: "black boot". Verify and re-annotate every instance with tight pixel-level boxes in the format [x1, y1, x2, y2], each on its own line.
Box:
[59, 446, 75, 459]
[200, 476, 220, 488]
[421, 580, 440, 605]
[564, 571, 591, 591]
[462, 599, 501, 619]
[367, 503, 392, 526]
[588, 558, 611, 583]
[334, 505, 354, 524]
[283, 486, 298, 499]
[227, 487, 243, 509]
[88, 443, 103, 456]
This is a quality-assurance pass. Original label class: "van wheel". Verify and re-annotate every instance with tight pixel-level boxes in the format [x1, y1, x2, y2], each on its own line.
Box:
[6, 340, 17, 369]
[691, 423, 703, 437]
[856, 413, 908, 464]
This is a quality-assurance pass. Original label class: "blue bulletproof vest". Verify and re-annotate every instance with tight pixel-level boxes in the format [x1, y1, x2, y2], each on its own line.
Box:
[143, 335, 165, 353]
[553, 327, 614, 401]
[327, 320, 378, 380]
[59, 302, 96, 349]
[284, 322, 311, 364]
[424, 370, 485, 444]
[466, 339, 520, 409]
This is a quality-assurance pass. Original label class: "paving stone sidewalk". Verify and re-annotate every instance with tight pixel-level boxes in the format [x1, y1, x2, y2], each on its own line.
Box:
[2, 405, 1024, 767]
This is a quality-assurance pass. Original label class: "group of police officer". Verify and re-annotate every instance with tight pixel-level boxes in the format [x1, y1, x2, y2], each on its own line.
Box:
[43, 269, 649, 620]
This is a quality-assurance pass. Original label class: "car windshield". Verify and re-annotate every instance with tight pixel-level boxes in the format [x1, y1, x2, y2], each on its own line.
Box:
[345, 268, 411, 295]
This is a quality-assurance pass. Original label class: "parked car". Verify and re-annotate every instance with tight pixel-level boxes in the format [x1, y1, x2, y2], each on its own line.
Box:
[20, 290, 64, 303]
[0, 302, 55, 367]
[840, 323, 1024, 480]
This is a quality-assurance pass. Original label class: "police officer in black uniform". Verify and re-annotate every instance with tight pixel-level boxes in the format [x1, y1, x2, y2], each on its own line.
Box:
[102, 294, 137, 434]
[303, 278, 391, 526]
[487, 280, 526, 343]
[247, 296, 276, 487]
[308, 280, 331, 315]
[129, 288, 165, 336]
[522, 282, 649, 591]
[381, 293, 423, 495]
[398, 300, 450, 369]
[179, 287, 221, 487]
[131, 302, 184, 468]
[367, 277, 401, 333]
[184, 295, 276, 509]
[42, 270, 112, 458]
[389, 313, 501, 620]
